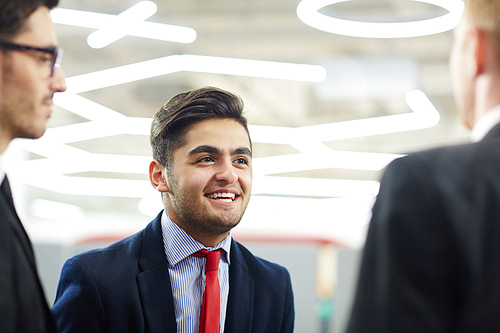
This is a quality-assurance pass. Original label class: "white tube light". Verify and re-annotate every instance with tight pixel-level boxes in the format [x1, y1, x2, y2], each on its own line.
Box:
[87, 1, 158, 49]
[295, 89, 440, 141]
[253, 150, 403, 175]
[54, 93, 126, 121]
[180, 54, 327, 82]
[65, 55, 326, 94]
[64, 55, 184, 93]
[20, 138, 90, 159]
[21, 173, 154, 198]
[405, 89, 441, 125]
[249, 90, 440, 145]
[20, 154, 151, 176]
[252, 175, 379, 198]
[44, 121, 125, 144]
[51, 7, 196, 44]
[297, 0, 464, 38]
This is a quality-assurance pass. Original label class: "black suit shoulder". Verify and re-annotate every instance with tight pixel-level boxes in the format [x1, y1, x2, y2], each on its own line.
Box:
[0, 193, 57, 333]
[347, 134, 500, 333]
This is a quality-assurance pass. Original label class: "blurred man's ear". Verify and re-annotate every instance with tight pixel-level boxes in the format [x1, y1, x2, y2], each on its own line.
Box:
[472, 28, 489, 77]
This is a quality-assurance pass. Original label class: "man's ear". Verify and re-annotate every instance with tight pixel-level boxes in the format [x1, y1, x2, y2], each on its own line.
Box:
[472, 28, 489, 76]
[149, 160, 169, 193]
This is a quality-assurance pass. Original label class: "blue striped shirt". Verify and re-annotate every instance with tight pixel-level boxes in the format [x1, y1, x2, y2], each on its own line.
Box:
[161, 211, 231, 333]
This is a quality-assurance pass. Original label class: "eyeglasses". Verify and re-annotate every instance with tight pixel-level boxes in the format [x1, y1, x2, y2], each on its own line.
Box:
[0, 39, 63, 77]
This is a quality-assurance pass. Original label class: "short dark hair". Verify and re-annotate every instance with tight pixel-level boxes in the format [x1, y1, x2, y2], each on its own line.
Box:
[150, 86, 251, 171]
[0, 0, 59, 38]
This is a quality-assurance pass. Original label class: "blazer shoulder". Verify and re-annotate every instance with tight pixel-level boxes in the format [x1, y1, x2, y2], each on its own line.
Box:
[389, 138, 500, 183]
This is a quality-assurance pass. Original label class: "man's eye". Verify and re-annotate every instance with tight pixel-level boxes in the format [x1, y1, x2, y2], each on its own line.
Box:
[197, 156, 214, 163]
[235, 158, 248, 165]
[39, 55, 52, 65]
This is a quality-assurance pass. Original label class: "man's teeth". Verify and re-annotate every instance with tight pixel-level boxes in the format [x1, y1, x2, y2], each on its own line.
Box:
[207, 193, 236, 202]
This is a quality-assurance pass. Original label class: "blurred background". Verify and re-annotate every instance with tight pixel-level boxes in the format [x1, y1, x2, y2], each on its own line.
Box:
[3, 0, 469, 331]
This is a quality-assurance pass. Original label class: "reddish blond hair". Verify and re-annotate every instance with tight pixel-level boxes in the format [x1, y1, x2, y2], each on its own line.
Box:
[464, 0, 500, 53]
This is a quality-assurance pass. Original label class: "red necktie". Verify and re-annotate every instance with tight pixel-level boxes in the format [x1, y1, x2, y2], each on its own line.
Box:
[192, 249, 222, 333]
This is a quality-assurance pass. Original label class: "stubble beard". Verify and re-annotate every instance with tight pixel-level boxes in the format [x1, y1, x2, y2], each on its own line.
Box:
[168, 176, 248, 238]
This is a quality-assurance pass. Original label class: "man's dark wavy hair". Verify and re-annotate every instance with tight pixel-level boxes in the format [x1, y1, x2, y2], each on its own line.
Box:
[0, 0, 59, 38]
[150, 86, 251, 172]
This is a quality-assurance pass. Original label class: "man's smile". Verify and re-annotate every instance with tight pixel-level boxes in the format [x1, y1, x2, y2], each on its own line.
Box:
[205, 192, 237, 202]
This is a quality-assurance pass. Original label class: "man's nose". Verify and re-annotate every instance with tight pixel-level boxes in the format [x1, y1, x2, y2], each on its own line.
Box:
[214, 159, 238, 184]
[50, 66, 67, 93]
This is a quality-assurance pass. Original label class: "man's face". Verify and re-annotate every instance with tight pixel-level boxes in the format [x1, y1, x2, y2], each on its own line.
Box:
[164, 118, 252, 242]
[0, 6, 66, 144]
[449, 18, 476, 129]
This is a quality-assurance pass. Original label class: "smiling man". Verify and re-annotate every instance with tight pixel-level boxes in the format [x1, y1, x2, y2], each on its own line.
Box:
[52, 87, 295, 333]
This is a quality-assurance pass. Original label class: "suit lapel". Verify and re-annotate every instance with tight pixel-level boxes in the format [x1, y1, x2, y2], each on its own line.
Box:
[0, 177, 37, 270]
[136, 214, 177, 332]
[224, 240, 254, 333]
[1, 176, 15, 209]
[0, 177, 57, 332]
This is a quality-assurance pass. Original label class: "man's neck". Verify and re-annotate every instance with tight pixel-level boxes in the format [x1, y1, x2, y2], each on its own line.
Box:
[0, 137, 10, 155]
[0, 125, 13, 155]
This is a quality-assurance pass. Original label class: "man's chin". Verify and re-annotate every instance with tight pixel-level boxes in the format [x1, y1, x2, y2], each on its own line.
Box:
[21, 126, 47, 140]
[208, 215, 243, 234]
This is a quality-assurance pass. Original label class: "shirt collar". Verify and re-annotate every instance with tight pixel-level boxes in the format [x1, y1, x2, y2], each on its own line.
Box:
[161, 210, 232, 267]
[0, 154, 5, 185]
[471, 105, 500, 142]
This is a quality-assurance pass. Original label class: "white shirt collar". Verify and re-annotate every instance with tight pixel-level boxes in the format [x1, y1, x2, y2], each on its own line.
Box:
[161, 210, 232, 267]
[0, 154, 5, 185]
[470, 105, 500, 142]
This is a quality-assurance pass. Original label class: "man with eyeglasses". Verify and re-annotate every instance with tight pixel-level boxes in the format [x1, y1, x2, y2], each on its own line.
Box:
[0, 0, 66, 333]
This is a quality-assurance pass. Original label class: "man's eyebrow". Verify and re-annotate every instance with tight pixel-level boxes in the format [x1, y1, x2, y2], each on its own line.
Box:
[188, 145, 252, 157]
[234, 147, 252, 157]
[188, 145, 220, 156]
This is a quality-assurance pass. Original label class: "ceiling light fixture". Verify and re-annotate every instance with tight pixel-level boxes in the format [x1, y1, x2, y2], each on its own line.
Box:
[53, 93, 126, 121]
[253, 175, 380, 198]
[51, 6, 196, 45]
[253, 150, 404, 175]
[296, 0, 464, 38]
[42, 90, 434, 177]
[87, 1, 158, 49]
[248, 89, 440, 144]
[64, 55, 327, 94]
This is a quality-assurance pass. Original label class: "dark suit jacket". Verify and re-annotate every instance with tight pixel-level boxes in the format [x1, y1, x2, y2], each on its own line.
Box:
[52, 212, 294, 333]
[0, 177, 58, 333]
[346, 124, 500, 332]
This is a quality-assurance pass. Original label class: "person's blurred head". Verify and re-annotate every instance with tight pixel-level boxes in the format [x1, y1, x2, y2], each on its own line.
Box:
[0, 0, 66, 153]
[449, 0, 500, 129]
[0, 0, 59, 38]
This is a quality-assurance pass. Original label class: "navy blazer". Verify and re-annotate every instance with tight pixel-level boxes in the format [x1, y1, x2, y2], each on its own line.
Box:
[346, 124, 500, 332]
[52, 212, 294, 333]
[0, 177, 58, 333]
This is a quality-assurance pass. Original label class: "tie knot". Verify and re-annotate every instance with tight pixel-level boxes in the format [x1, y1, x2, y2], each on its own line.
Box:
[192, 249, 222, 272]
